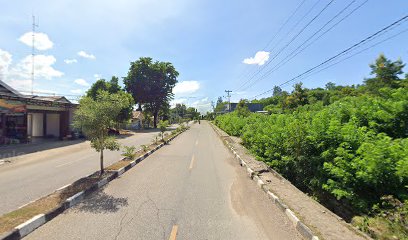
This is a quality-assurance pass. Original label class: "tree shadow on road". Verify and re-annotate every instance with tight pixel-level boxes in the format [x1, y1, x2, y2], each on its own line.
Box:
[76, 190, 128, 214]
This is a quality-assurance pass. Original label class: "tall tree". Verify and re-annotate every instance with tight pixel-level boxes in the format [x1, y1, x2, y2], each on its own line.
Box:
[172, 103, 187, 118]
[215, 96, 226, 113]
[73, 91, 131, 175]
[186, 107, 200, 120]
[86, 76, 134, 124]
[272, 86, 283, 97]
[109, 76, 121, 93]
[124, 57, 178, 128]
[364, 54, 405, 92]
[87, 79, 110, 99]
[284, 82, 309, 109]
[235, 99, 250, 117]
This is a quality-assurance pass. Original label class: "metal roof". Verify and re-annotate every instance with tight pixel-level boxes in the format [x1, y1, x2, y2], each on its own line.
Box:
[0, 80, 76, 108]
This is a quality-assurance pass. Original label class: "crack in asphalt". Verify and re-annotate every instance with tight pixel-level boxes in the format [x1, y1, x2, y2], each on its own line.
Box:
[113, 191, 175, 240]
[114, 212, 128, 240]
[146, 192, 167, 240]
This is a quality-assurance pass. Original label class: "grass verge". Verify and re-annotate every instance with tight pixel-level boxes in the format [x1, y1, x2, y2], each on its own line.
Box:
[0, 171, 112, 235]
[0, 129, 185, 236]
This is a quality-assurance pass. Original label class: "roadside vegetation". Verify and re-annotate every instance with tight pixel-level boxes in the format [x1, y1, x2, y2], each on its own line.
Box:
[215, 54, 408, 239]
[73, 91, 131, 175]
[0, 120, 191, 236]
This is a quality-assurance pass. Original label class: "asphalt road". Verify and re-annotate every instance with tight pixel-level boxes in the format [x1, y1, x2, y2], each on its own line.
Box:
[0, 128, 177, 215]
[26, 122, 301, 240]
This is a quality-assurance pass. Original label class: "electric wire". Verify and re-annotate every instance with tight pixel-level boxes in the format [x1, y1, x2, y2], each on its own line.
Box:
[249, 15, 408, 99]
[243, 0, 368, 91]
[236, 0, 334, 91]
[235, 0, 308, 83]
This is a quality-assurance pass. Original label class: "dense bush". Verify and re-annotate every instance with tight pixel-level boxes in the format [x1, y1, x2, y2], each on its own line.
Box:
[215, 55, 408, 238]
[216, 88, 408, 212]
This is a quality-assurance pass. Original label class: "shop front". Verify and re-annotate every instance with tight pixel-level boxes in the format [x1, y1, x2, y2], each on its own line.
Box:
[0, 99, 28, 144]
[0, 81, 76, 145]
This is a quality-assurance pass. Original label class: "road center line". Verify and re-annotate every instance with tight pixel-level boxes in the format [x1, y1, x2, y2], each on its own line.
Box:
[189, 155, 195, 170]
[169, 225, 178, 240]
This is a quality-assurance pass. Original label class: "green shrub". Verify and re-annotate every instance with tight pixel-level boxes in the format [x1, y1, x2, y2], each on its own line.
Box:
[215, 87, 408, 238]
[121, 146, 137, 160]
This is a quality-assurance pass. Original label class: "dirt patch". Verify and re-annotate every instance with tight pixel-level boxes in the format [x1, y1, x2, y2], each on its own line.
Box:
[0, 171, 112, 235]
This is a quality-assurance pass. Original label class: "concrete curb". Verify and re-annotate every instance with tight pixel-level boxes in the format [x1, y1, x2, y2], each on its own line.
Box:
[16, 214, 45, 238]
[210, 123, 320, 240]
[0, 129, 188, 240]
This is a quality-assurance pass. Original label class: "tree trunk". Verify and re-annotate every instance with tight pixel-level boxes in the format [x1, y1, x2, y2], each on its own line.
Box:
[153, 112, 158, 128]
[100, 149, 104, 176]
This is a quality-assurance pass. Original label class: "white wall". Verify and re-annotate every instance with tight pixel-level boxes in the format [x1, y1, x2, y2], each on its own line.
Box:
[31, 113, 44, 137]
[46, 113, 60, 137]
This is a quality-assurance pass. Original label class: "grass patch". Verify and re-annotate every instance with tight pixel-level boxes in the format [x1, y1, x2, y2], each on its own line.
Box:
[0, 171, 112, 235]
[105, 160, 133, 171]
[353, 216, 408, 239]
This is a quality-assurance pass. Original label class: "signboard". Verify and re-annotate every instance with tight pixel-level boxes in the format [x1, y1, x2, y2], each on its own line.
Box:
[0, 99, 26, 113]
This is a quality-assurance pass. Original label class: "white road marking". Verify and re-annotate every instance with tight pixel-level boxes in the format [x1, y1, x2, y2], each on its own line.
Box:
[169, 225, 178, 240]
[189, 155, 195, 170]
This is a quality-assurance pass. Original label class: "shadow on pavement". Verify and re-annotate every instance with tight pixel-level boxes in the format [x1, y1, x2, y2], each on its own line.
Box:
[0, 139, 85, 160]
[76, 190, 128, 214]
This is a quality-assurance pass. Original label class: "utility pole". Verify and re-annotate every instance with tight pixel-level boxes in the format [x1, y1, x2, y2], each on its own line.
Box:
[31, 15, 39, 95]
[225, 90, 232, 112]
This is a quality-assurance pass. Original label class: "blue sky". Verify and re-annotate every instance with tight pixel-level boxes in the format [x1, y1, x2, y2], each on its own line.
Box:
[0, 0, 407, 113]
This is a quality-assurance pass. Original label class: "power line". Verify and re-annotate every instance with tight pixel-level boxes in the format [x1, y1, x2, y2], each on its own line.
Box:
[249, 14, 408, 99]
[263, 0, 308, 51]
[17, 89, 82, 98]
[236, 0, 323, 91]
[237, 0, 334, 91]
[296, 27, 408, 84]
[235, 0, 308, 83]
[243, 0, 368, 91]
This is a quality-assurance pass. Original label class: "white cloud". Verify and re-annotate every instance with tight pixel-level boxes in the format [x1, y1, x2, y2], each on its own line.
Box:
[94, 74, 102, 80]
[17, 55, 63, 80]
[4, 79, 32, 90]
[170, 98, 187, 108]
[0, 49, 12, 78]
[34, 88, 57, 94]
[191, 97, 212, 114]
[78, 51, 95, 60]
[74, 78, 90, 87]
[173, 80, 200, 95]
[5, 55, 63, 88]
[0, 49, 63, 90]
[70, 89, 84, 94]
[243, 51, 270, 66]
[64, 59, 77, 64]
[18, 32, 54, 51]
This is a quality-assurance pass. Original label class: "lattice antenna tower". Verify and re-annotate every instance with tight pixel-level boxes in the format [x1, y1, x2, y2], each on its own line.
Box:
[31, 15, 39, 95]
